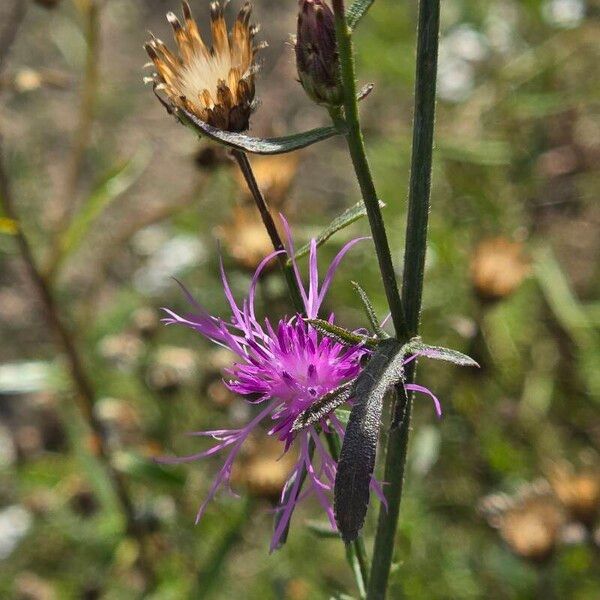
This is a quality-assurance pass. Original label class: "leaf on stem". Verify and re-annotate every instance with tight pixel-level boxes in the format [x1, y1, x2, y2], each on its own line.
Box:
[347, 0, 375, 30]
[175, 106, 343, 155]
[402, 339, 479, 367]
[291, 200, 385, 263]
[305, 318, 378, 348]
[292, 380, 355, 432]
[334, 338, 405, 542]
[351, 280, 387, 337]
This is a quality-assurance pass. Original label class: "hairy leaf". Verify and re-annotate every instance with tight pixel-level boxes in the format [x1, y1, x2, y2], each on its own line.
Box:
[403, 339, 479, 367]
[292, 380, 355, 432]
[306, 318, 378, 348]
[291, 200, 385, 263]
[334, 338, 405, 542]
[351, 280, 387, 337]
[176, 106, 343, 155]
[347, 0, 375, 30]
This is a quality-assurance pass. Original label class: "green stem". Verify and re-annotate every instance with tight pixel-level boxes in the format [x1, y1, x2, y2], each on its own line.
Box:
[231, 149, 305, 314]
[331, 0, 409, 342]
[325, 431, 369, 598]
[368, 1, 441, 598]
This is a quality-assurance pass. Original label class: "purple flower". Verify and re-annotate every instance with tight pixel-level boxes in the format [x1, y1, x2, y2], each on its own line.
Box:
[158, 218, 441, 550]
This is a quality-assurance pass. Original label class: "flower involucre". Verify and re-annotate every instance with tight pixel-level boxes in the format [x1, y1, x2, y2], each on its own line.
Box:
[145, 1, 263, 132]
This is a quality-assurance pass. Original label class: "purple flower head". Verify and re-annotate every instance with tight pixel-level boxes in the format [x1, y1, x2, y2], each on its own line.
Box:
[159, 217, 442, 550]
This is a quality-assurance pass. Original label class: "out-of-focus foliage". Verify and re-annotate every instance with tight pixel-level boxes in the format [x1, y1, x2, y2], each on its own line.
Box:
[0, 0, 598, 598]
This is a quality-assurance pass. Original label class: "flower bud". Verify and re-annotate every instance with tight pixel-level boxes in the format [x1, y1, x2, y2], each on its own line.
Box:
[295, 0, 343, 106]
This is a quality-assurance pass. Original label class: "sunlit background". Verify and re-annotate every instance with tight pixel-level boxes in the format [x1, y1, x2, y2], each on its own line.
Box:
[0, 0, 599, 597]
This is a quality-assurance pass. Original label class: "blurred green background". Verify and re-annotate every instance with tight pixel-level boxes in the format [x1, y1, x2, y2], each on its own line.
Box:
[0, 0, 599, 598]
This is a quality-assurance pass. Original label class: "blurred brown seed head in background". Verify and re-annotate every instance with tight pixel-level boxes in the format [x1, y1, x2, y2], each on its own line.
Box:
[144, 1, 264, 132]
[231, 435, 297, 502]
[216, 204, 281, 271]
[480, 481, 566, 564]
[233, 153, 299, 209]
[470, 237, 531, 303]
[547, 460, 600, 528]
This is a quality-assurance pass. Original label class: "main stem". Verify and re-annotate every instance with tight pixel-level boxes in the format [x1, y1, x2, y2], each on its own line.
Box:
[331, 0, 409, 342]
[0, 144, 155, 584]
[368, 1, 441, 598]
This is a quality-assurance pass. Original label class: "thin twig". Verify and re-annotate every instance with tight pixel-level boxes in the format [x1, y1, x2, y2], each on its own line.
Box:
[0, 140, 156, 585]
[46, 0, 101, 277]
[231, 149, 305, 313]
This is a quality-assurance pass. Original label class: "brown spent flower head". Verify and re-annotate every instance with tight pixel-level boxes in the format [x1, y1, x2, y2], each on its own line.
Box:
[295, 0, 343, 106]
[144, 1, 263, 132]
[233, 153, 299, 208]
[480, 480, 566, 564]
[547, 461, 600, 527]
[470, 237, 531, 303]
[216, 204, 281, 271]
[231, 435, 298, 501]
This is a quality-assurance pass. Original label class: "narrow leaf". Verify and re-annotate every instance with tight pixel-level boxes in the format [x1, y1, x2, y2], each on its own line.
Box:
[347, 0, 375, 30]
[306, 318, 377, 348]
[351, 280, 386, 337]
[291, 200, 385, 263]
[305, 520, 341, 539]
[334, 339, 404, 542]
[54, 147, 151, 269]
[177, 107, 342, 155]
[403, 339, 479, 367]
[292, 380, 355, 432]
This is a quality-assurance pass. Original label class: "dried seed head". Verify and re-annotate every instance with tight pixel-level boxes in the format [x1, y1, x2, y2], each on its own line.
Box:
[233, 153, 299, 208]
[216, 204, 279, 272]
[547, 460, 600, 527]
[231, 435, 298, 501]
[295, 0, 343, 107]
[144, 1, 263, 132]
[470, 237, 530, 303]
[480, 480, 566, 563]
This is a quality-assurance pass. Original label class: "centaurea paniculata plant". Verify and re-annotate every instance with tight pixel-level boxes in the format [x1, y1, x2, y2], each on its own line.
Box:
[144, 1, 475, 597]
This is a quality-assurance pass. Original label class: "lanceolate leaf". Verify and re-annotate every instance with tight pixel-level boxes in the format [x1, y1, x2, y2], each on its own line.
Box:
[292, 380, 355, 432]
[176, 106, 343, 155]
[351, 280, 387, 337]
[291, 200, 385, 263]
[403, 339, 479, 367]
[305, 318, 378, 348]
[347, 0, 375, 30]
[54, 147, 151, 271]
[334, 338, 405, 543]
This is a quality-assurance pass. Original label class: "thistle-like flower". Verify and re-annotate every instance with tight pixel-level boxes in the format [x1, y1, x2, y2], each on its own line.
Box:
[160, 221, 442, 549]
[295, 0, 343, 107]
[159, 220, 378, 549]
[144, 1, 263, 132]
